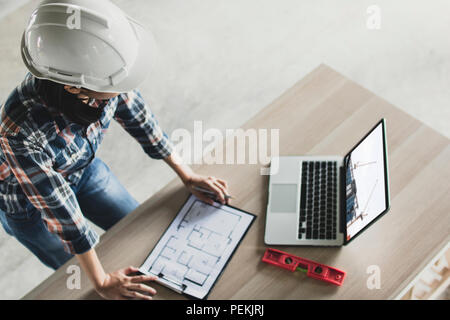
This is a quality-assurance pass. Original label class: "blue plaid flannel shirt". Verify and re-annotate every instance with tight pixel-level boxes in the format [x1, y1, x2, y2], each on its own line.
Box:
[0, 74, 173, 254]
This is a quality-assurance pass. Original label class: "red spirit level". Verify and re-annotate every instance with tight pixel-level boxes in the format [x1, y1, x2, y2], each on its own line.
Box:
[262, 248, 346, 286]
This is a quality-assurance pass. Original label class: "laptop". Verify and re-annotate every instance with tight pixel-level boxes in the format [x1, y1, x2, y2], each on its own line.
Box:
[265, 119, 390, 246]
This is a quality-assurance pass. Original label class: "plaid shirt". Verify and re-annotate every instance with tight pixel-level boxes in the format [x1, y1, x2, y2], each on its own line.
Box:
[0, 74, 173, 255]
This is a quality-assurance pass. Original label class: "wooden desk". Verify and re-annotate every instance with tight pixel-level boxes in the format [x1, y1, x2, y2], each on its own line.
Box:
[23, 64, 450, 300]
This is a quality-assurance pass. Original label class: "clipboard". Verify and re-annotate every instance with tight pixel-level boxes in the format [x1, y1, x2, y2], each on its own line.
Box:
[139, 194, 256, 299]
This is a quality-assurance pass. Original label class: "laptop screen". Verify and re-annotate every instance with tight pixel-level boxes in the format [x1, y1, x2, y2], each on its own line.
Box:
[345, 120, 389, 242]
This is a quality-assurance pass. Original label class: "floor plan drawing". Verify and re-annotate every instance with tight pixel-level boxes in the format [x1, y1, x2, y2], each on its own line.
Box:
[139, 195, 255, 299]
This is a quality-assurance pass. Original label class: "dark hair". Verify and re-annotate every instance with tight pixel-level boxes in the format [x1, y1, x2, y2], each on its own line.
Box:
[36, 79, 105, 126]
[36, 78, 66, 107]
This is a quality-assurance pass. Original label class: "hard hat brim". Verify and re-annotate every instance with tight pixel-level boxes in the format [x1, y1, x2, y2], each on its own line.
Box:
[21, 32, 48, 83]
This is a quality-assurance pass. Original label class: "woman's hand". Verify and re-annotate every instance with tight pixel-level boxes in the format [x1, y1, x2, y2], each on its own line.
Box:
[183, 173, 230, 205]
[162, 152, 230, 205]
[95, 266, 158, 300]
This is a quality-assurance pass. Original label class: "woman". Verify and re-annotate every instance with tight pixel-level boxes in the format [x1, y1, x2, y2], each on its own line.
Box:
[0, 0, 229, 300]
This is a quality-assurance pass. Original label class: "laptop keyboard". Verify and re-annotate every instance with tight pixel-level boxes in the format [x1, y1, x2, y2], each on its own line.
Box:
[299, 161, 338, 240]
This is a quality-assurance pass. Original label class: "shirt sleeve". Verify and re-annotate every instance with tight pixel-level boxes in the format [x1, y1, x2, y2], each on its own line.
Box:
[113, 90, 173, 159]
[0, 135, 99, 255]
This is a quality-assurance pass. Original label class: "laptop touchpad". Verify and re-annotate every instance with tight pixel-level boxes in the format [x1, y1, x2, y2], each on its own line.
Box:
[270, 184, 298, 213]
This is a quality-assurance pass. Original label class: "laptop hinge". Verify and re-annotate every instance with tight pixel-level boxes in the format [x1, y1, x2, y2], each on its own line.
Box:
[339, 164, 346, 236]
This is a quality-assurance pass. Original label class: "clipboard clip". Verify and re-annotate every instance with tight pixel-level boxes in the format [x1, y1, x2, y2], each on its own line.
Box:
[157, 272, 187, 293]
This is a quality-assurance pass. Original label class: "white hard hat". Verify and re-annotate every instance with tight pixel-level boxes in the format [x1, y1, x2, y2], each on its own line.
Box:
[21, 0, 157, 93]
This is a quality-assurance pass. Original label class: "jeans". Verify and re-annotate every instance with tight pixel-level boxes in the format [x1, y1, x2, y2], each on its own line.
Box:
[0, 158, 139, 270]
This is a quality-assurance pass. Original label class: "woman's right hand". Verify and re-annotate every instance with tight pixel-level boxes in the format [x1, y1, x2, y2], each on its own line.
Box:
[95, 266, 158, 300]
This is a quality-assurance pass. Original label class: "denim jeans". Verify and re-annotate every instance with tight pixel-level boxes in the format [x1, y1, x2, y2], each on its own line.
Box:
[0, 158, 139, 270]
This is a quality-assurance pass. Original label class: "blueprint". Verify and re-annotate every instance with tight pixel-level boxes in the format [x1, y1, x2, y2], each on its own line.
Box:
[139, 194, 255, 299]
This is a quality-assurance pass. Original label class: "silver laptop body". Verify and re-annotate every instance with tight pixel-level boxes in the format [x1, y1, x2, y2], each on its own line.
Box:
[264, 119, 390, 247]
[265, 155, 345, 246]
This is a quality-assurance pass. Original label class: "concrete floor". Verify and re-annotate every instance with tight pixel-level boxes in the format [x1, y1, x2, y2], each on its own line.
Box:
[0, 0, 449, 299]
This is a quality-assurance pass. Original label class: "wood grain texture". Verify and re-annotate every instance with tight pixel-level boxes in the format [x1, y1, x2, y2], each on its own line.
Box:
[23, 64, 450, 300]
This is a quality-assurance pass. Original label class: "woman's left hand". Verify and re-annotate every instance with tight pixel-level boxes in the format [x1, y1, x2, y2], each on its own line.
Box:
[183, 173, 230, 205]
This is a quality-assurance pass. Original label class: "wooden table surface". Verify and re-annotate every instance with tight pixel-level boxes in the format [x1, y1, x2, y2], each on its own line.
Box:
[23, 64, 450, 300]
